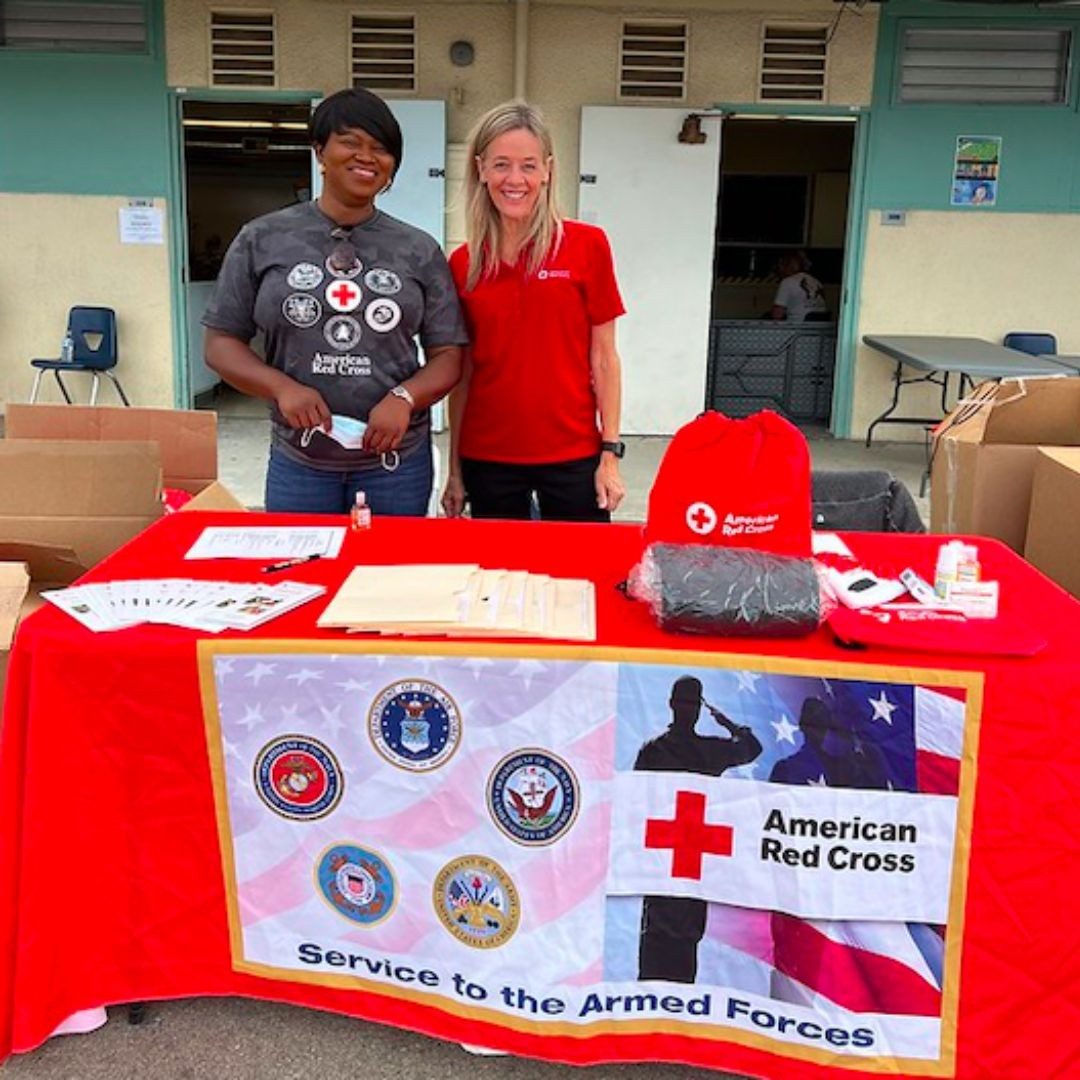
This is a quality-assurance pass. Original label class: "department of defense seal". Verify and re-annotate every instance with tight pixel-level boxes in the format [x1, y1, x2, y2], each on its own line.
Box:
[315, 843, 396, 926]
[253, 735, 343, 821]
[368, 680, 461, 771]
[487, 749, 580, 845]
[433, 855, 520, 948]
[287, 262, 324, 290]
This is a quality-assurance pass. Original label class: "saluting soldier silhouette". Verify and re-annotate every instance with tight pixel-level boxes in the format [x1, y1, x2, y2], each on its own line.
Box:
[635, 675, 763, 983]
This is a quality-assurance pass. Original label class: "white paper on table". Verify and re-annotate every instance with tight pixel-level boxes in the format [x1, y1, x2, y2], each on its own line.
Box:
[184, 526, 345, 561]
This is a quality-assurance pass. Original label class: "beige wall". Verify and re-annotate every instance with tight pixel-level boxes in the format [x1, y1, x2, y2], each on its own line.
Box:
[0, 194, 175, 412]
[852, 210, 1080, 440]
[166, 0, 878, 216]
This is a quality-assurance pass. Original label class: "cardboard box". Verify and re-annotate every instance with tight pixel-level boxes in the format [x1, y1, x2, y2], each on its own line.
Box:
[0, 440, 165, 576]
[1024, 448, 1080, 599]
[930, 378, 1080, 552]
[5, 403, 245, 511]
[0, 548, 74, 704]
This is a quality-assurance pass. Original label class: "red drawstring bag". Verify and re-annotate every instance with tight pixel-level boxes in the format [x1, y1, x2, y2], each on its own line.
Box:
[643, 410, 812, 557]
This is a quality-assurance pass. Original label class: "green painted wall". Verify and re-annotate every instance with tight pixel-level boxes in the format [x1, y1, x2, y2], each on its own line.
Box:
[868, 0, 1080, 212]
[0, 0, 169, 196]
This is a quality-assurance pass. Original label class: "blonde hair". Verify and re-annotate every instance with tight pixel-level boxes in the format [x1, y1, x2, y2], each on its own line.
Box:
[463, 100, 563, 292]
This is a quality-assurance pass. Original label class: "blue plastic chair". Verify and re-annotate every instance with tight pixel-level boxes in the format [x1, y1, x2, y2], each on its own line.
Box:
[1003, 332, 1058, 357]
[29, 306, 131, 405]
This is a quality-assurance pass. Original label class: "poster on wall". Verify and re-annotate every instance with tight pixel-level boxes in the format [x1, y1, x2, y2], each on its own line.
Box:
[951, 136, 1001, 207]
[200, 642, 980, 1075]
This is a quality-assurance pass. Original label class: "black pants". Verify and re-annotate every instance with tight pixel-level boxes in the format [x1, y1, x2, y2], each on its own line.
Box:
[461, 455, 610, 523]
[638, 896, 707, 983]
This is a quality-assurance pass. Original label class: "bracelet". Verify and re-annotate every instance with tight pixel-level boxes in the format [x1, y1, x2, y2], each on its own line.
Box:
[389, 385, 415, 408]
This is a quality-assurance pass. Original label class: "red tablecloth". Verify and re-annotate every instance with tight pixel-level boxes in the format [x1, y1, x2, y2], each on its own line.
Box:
[2, 513, 1078, 1078]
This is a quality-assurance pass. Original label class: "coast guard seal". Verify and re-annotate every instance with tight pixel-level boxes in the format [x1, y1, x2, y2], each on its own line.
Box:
[368, 680, 461, 772]
[253, 735, 343, 820]
[433, 855, 520, 948]
[315, 843, 396, 926]
[487, 749, 579, 846]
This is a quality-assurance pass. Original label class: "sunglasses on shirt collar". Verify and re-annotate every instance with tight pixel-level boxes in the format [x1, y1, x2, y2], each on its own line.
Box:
[328, 227, 359, 274]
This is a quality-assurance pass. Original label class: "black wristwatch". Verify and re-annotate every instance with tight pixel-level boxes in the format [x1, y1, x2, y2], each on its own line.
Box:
[600, 440, 626, 459]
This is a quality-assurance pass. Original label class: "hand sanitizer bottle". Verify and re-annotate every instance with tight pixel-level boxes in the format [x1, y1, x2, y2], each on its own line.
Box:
[350, 490, 372, 531]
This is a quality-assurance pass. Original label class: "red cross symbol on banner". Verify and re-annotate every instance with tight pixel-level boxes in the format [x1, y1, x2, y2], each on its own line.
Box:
[644, 790, 733, 879]
[327, 280, 361, 312]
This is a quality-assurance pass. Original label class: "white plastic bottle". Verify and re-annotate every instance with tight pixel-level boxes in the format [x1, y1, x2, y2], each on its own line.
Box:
[350, 490, 372, 531]
[934, 541, 961, 600]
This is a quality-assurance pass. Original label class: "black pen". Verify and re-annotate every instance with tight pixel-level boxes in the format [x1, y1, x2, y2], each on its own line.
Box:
[261, 554, 323, 574]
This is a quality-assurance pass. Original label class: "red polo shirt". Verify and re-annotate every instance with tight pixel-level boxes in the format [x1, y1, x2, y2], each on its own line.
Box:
[449, 220, 625, 464]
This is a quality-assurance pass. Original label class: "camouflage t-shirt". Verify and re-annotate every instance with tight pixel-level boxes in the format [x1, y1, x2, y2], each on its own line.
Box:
[203, 201, 468, 471]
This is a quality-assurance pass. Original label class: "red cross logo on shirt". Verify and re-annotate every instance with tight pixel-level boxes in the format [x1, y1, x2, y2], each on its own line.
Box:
[645, 790, 733, 879]
[686, 501, 718, 536]
[326, 280, 361, 312]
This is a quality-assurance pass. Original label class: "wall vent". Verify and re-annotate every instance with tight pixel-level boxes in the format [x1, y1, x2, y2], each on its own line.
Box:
[210, 10, 276, 88]
[619, 20, 688, 101]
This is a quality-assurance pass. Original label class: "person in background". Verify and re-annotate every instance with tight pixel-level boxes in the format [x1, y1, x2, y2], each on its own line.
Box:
[770, 250, 828, 322]
[203, 87, 467, 516]
[441, 100, 626, 523]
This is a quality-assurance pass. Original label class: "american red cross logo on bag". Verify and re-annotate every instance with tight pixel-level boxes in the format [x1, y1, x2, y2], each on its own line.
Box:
[686, 501, 718, 536]
[326, 280, 361, 313]
[645, 790, 734, 879]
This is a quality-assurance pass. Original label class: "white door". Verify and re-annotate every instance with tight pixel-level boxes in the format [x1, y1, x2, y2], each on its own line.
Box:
[578, 106, 722, 435]
[312, 99, 446, 244]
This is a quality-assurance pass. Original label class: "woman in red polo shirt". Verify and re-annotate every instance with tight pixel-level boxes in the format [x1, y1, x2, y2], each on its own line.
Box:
[440, 100, 626, 522]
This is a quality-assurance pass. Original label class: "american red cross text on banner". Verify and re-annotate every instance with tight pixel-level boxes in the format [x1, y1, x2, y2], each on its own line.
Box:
[199, 642, 979, 1075]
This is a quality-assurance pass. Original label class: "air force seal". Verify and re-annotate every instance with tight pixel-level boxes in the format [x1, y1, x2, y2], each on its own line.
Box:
[316, 843, 396, 926]
[253, 735, 343, 820]
[368, 680, 461, 771]
[487, 749, 580, 845]
[433, 855, 520, 948]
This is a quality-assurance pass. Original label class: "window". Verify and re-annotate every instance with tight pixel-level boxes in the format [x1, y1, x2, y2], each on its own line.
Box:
[760, 24, 828, 102]
[0, 0, 146, 52]
[210, 11, 275, 87]
[351, 13, 416, 94]
[899, 26, 1071, 105]
[619, 20, 688, 101]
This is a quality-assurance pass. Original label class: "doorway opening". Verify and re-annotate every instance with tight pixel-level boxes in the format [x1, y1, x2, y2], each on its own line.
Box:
[180, 98, 312, 409]
[706, 116, 856, 430]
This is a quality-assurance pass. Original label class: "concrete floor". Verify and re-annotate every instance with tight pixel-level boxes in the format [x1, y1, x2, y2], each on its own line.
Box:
[3, 391, 928, 1080]
[212, 388, 930, 523]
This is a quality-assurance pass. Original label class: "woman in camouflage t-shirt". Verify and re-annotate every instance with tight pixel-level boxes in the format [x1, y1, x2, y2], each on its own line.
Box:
[204, 88, 468, 515]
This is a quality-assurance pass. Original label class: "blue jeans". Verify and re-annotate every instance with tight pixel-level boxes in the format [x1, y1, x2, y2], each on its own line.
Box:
[265, 444, 433, 516]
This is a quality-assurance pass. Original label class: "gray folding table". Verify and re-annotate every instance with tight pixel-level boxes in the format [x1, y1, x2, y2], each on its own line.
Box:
[862, 334, 1076, 447]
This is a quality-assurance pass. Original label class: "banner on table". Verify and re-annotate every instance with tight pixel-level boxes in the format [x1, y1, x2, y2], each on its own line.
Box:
[199, 644, 979, 1073]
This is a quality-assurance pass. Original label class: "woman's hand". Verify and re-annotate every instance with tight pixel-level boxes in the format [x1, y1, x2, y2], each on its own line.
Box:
[275, 381, 331, 430]
[363, 393, 411, 454]
[441, 472, 467, 517]
[595, 455, 625, 513]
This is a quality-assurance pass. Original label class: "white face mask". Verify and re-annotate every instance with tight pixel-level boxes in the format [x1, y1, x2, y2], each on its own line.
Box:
[301, 414, 367, 451]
